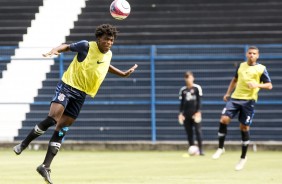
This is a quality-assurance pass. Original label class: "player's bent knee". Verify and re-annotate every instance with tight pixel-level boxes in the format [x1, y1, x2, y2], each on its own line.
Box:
[220, 116, 231, 124]
[48, 103, 65, 122]
[240, 124, 250, 131]
[48, 114, 62, 123]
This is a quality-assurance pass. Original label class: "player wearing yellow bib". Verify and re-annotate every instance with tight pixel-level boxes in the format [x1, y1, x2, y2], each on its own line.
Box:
[13, 24, 138, 184]
[212, 46, 272, 171]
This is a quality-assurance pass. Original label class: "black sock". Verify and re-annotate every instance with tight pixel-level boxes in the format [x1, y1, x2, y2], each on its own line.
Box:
[240, 131, 250, 159]
[218, 123, 227, 149]
[195, 123, 203, 153]
[43, 127, 68, 168]
[21, 116, 56, 148]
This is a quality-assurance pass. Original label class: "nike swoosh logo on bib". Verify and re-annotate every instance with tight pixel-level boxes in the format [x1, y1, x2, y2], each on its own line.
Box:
[97, 61, 104, 64]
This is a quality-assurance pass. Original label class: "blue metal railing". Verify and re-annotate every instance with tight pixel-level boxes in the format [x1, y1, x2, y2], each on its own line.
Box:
[1, 44, 282, 142]
[150, 46, 157, 143]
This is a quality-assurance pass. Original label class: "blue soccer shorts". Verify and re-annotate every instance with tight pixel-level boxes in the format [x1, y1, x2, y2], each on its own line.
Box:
[51, 81, 86, 119]
[221, 98, 255, 126]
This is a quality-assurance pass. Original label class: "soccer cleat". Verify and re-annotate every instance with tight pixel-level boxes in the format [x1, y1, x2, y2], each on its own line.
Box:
[212, 148, 225, 159]
[235, 157, 247, 171]
[36, 164, 53, 184]
[13, 143, 26, 155]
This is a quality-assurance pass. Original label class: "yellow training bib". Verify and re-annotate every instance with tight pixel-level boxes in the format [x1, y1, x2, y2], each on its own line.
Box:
[232, 62, 266, 101]
[62, 41, 112, 97]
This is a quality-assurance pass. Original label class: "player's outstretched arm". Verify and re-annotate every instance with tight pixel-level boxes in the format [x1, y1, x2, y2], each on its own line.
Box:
[108, 64, 138, 77]
[42, 44, 70, 57]
[223, 77, 237, 102]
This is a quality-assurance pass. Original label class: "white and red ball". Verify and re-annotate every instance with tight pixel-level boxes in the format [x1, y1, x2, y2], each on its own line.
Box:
[110, 0, 131, 20]
[188, 145, 200, 156]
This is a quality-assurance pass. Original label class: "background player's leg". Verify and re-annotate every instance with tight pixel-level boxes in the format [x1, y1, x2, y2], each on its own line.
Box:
[238, 100, 254, 159]
[14, 103, 65, 155]
[240, 124, 250, 159]
[215, 101, 239, 153]
[194, 122, 204, 155]
[42, 114, 75, 168]
[235, 124, 250, 171]
[212, 115, 231, 159]
[218, 116, 230, 149]
[183, 118, 194, 146]
[235, 100, 254, 170]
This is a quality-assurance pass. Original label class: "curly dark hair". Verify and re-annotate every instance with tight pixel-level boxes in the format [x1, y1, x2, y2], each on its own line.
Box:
[95, 24, 118, 39]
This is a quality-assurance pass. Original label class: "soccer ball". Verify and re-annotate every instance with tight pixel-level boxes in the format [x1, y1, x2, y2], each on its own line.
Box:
[188, 145, 200, 156]
[110, 0, 131, 20]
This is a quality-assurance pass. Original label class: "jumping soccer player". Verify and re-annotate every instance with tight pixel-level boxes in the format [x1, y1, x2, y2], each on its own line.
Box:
[212, 46, 272, 171]
[13, 24, 138, 183]
[178, 71, 204, 155]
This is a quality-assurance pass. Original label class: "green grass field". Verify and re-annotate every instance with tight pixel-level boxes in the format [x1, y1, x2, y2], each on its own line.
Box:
[0, 149, 281, 184]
